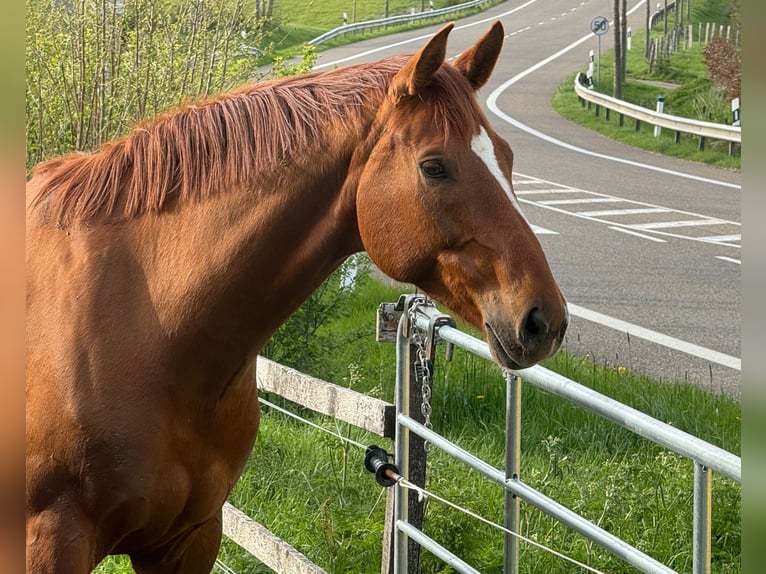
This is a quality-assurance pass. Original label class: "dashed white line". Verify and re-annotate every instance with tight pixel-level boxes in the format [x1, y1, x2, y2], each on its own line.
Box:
[702, 235, 741, 243]
[515, 188, 581, 195]
[608, 226, 667, 242]
[716, 256, 741, 264]
[578, 207, 671, 217]
[538, 197, 623, 206]
[630, 219, 723, 230]
[531, 225, 558, 235]
[314, 0, 542, 69]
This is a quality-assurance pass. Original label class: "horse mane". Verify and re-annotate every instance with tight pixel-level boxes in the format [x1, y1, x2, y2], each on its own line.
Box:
[29, 56, 482, 224]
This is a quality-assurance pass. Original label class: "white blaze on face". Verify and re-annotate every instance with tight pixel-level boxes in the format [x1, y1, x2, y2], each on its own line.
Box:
[470, 126, 529, 224]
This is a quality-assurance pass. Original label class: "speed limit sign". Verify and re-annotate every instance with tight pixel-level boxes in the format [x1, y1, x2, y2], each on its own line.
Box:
[590, 16, 609, 35]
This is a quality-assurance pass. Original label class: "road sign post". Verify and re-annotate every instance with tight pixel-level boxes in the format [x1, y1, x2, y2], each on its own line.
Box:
[590, 16, 609, 89]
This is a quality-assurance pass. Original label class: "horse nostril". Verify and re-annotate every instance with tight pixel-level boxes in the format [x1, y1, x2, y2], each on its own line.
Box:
[521, 307, 549, 349]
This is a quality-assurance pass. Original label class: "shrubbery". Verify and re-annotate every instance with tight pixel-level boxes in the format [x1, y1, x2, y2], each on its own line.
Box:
[25, 0, 268, 170]
[703, 37, 741, 100]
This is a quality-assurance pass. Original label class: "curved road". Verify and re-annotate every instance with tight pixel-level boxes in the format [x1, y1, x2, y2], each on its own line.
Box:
[310, 0, 742, 398]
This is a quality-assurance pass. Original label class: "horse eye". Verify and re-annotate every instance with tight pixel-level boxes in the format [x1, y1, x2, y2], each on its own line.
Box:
[420, 159, 447, 179]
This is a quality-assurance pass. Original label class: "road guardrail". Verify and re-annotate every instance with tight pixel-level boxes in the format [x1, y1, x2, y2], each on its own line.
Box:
[307, 0, 488, 45]
[574, 74, 740, 148]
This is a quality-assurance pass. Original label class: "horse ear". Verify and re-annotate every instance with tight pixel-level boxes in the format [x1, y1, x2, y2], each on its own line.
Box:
[453, 20, 504, 90]
[389, 22, 454, 101]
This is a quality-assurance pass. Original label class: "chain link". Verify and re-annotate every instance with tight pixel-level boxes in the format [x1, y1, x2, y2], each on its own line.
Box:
[409, 306, 433, 438]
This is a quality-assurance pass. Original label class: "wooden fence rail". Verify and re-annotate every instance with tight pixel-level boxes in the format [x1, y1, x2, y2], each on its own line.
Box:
[220, 356, 401, 573]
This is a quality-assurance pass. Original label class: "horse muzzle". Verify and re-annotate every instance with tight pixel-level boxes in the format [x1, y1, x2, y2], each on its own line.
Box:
[484, 303, 568, 370]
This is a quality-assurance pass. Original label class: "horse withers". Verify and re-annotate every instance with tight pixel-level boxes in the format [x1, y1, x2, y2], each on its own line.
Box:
[26, 21, 567, 572]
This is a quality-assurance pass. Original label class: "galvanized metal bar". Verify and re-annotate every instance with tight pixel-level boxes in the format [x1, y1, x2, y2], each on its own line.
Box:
[396, 521, 481, 574]
[393, 318, 409, 574]
[414, 316, 740, 483]
[693, 463, 712, 574]
[398, 415, 677, 574]
[573, 74, 740, 143]
[504, 372, 521, 574]
[307, 0, 488, 45]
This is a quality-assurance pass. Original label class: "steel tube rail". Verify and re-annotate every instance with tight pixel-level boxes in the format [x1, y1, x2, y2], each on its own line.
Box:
[308, 0, 488, 45]
[397, 415, 677, 574]
[410, 313, 741, 483]
[397, 521, 481, 574]
[573, 76, 741, 143]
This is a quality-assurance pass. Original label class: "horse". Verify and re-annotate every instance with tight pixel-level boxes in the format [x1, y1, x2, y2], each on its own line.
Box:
[26, 21, 567, 573]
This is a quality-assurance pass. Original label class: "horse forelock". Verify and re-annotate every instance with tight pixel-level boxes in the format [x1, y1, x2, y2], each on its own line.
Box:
[388, 63, 485, 142]
[28, 55, 485, 225]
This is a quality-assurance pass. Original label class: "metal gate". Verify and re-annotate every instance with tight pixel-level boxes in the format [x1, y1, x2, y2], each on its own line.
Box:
[385, 295, 740, 574]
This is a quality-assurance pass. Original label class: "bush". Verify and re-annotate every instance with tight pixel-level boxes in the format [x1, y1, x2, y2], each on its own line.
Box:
[703, 37, 741, 100]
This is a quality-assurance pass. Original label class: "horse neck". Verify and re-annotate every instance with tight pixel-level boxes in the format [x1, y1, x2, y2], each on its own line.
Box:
[133, 137, 367, 387]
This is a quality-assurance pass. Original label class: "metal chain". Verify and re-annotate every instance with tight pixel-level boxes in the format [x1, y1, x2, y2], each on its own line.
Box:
[408, 306, 433, 436]
[416, 346, 432, 431]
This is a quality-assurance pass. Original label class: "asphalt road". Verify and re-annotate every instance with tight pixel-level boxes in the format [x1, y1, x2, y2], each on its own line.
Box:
[309, 0, 742, 398]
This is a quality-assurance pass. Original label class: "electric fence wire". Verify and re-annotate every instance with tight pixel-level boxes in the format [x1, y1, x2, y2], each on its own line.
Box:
[258, 396, 369, 450]
[257, 395, 608, 574]
[393, 475, 606, 574]
[214, 558, 238, 574]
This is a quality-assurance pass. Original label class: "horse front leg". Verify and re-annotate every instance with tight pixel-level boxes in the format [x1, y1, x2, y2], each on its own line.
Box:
[26, 507, 99, 574]
[131, 509, 223, 574]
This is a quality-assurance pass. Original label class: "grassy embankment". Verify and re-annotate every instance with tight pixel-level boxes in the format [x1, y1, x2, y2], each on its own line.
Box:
[552, 0, 740, 169]
[263, 0, 504, 58]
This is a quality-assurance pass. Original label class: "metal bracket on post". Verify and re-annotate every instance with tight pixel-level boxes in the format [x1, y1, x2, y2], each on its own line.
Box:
[397, 294, 427, 339]
[376, 294, 425, 343]
[404, 300, 456, 363]
[424, 312, 456, 364]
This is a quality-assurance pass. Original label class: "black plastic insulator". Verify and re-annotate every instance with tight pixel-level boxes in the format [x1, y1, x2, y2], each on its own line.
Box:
[364, 445, 399, 488]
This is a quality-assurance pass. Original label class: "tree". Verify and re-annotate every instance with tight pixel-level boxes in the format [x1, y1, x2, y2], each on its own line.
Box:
[26, 0, 268, 170]
[254, 0, 274, 19]
[613, 0, 625, 98]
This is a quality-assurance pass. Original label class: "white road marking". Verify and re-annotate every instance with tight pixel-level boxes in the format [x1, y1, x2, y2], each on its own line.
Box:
[531, 225, 558, 235]
[537, 197, 624, 206]
[630, 219, 723, 230]
[579, 207, 671, 217]
[514, 171, 740, 247]
[512, 179, 543, 186]
[608, 226, 667, 242]
[515, 188, 582, 195]
[702, 235, 741, 243]
[568, 304, 741, 371]
[716, 256, 741, 265]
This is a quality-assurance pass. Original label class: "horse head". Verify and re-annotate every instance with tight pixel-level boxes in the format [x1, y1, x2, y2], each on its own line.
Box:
[355, 22, 568, 369]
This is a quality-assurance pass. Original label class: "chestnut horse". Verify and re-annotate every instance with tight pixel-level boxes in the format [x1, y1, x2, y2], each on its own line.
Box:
[26, 22, 567, 572]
